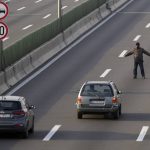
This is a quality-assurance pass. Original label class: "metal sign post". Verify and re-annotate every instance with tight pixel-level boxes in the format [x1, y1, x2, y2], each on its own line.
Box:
[58, 0, 62, 19]
[0, 39, 4, 71]
[0, 1, 9, 72]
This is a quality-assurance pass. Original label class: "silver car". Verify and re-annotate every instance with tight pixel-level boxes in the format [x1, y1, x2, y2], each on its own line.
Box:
[76, 81, 122, 119]
[0, 96, 35, 138]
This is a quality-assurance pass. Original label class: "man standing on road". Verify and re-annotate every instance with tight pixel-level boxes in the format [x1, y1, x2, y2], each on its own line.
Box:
[125, 42, 150, 79]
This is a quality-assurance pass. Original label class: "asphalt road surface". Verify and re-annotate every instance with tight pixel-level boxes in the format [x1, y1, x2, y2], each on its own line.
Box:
[3, 0, 88, 48]
[2, 0, 150, 149]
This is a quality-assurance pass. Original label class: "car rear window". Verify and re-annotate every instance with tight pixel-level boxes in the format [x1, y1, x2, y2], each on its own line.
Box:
[0, 101, 22, 111]
[81, 84, 113, 97]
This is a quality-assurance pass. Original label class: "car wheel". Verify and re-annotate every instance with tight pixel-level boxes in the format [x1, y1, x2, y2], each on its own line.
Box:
[119, 105, 122, 116]
[29, 120, 34, 134]
[22, 128, 29, 139]
[113, 110, 119, 120]
[77, 112, 82, 119]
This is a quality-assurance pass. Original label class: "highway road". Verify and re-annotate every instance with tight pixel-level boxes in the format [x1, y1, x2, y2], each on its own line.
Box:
[2, 0, 150, 149]
[3, 0, 88, 48]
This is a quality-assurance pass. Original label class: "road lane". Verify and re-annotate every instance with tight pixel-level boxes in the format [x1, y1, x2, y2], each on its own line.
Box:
[1, 0, 150, 150]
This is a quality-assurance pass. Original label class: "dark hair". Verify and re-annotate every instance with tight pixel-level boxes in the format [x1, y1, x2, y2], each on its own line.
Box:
[136, 42, 140, 46]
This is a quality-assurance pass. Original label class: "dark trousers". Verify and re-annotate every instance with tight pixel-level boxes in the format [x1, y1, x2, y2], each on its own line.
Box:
[133, 61, 145, 77]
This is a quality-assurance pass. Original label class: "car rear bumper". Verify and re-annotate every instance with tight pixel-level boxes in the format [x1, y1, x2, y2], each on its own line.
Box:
[77, 105, 119, 114]
[0, 124, 26, 132]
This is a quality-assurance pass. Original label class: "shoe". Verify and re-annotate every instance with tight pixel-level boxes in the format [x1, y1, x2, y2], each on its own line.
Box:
[133, 76, 137, 79]
[142, 76, 145, 79]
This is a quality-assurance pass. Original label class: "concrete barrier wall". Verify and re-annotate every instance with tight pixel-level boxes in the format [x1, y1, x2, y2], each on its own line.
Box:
[0, 72, 9, 94]
[0, 0, 129, 95]
[5, 66, 17, 87]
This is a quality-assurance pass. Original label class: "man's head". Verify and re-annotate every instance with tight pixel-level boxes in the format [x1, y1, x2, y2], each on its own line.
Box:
[136, 42, 140, 48]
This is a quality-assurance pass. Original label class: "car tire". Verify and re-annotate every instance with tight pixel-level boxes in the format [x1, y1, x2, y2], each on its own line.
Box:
[29, 120, 34, 134]
[119, 105, 122, 116]
[113, 110, 119, 120]
[77, 112, 82, 119]
[22, 128, 29, 139]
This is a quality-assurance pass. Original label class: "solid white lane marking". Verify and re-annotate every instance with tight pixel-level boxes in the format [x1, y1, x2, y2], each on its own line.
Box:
[118, 50, 128, 57]
[6, 0, 134, 95]
[22, 24, 33, 30]
[2, 37, 9, 42]
[43, 13, 51, 19]
[136, 126, 149, 142]
[62, 6, 68, 9]
[35, 0, 42, 3]
[133, 35, 141, 41]
[74, 0, 79, 2]
[145, 23, 150, 28]
[17, 7, 26, 11]
[43, 125, 61, 141]
[100, 69, 112, 78]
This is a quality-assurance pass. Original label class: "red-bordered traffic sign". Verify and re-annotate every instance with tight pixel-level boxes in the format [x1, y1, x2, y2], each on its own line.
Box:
[0, 1, 8, 20]
[0, 22, 8, 39]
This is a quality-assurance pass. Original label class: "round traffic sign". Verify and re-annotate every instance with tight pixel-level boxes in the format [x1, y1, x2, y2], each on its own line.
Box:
[0, 1, 8, 20]
[0, 22, 8, 40]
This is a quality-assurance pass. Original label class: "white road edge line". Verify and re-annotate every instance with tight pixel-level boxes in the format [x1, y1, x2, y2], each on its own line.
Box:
[43, 125, 61, 141]
[35, 0, 42, 3]
[145, 23, 150, 28]
[17, 7, 26, 11]
[22, 24, 33, 30]
[100, 69, 112, 78]
[2, 37, 9, 42]
[6, 0, 134, 95]
[118, 50, 128, 57]
[136, 126, 149, 142]
[43, 13, 51, 19]
[62, 6, 68, 9]
[133, 35, 141, 41]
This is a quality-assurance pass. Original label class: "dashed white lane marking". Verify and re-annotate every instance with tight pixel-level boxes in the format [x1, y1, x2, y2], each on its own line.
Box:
[43, 13, 51, 19]
[35, 0, 42, 3]
[22, 24, 33, 30]
[145, 23, 150, 28]
[43, 125, 61, 141]
[2, 37, 9, 42]
[133, 35, 141, 41]
[61, 6, 68, 9]
[136, 126, 149, 142]
[17, 7, 26, 11]
[100, 69, 112, 78]
[74, 0, 79, 2]
[118, 50, 128, 57]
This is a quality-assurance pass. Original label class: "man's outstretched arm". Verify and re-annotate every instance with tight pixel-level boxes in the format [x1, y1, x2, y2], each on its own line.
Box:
[125, 50, 133, 57]
[143, 49, 150, 56]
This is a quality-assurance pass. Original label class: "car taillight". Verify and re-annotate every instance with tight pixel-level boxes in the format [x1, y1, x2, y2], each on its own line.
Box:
[112, 97, 118, 103]
[76, 97, 82, 104]
[13, 110, 26, 117]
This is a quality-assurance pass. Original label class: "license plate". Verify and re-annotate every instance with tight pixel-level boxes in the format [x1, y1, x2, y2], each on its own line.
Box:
[90, 101, 105, 106]
[0, 114, 11, 118]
